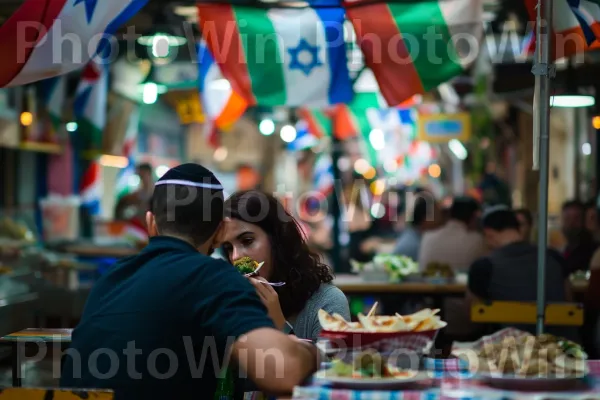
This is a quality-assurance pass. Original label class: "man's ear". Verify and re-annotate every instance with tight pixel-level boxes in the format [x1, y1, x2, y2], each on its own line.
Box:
[146, 211, 158, 237]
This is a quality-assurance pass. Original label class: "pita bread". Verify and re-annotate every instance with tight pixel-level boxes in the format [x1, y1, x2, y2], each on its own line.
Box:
[358, 313, 410, 332]
[318, 309, 350, 331]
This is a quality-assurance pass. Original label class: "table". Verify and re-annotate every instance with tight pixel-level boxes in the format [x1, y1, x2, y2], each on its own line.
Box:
[292, 360, 600, 400]
[0, 328, 73, 387]
[334, 275, 589, 296]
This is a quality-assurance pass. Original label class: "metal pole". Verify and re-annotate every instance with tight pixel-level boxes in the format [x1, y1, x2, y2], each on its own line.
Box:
[534, 0, 554, 335]
[330, 135, 348, 273]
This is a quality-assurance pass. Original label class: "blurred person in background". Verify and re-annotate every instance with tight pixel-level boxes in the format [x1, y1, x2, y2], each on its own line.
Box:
[114, 163, 155, 221]
[560, 200, 598, 274]
[420, 196, 486, 349]
[467, 207, 577, 340]
[585, 201, 600, 241]
[514, 208, 533, 242]
[419, 196, 485, 272]
[394, 196, 440, 262]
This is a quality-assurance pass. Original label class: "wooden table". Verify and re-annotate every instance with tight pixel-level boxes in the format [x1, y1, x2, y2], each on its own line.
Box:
[334, 274, 466, 295]
[0, 328, 73, 387]
[334, 274, 589, 295]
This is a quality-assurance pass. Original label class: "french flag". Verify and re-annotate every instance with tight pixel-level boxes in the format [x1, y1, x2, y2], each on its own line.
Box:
[0, 0, 148, 87]
[80, 160, 102, 216]
[197, 41, 247, 148]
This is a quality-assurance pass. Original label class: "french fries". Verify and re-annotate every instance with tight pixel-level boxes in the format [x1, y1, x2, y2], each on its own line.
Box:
[319, 308, 446, 333]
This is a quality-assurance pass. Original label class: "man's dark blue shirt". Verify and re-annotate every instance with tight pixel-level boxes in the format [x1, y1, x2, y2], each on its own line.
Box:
[60, 236, 274, 399]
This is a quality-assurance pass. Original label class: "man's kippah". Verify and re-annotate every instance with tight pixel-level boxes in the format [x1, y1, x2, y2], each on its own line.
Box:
[155, 163, 223, 190]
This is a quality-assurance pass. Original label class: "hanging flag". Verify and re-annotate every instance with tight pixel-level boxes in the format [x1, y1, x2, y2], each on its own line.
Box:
[198, 4, 353, 107]
[39, 75, 66, 131]
[73, 53, 108, 151]
[297, 108, 333, 138]
[0, 0, 147, 87]
[345, 0, 483, 106]
[313, 152, 334, 197]
[287, 120, 319, 151]
[80, 160, 102, 216]
[524, 0, 600, 59]
[197, 41, 247, 148]
[115, 107, 140, 202]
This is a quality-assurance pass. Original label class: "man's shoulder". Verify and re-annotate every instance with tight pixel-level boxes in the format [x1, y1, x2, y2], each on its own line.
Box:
[470, 256, 493, 271]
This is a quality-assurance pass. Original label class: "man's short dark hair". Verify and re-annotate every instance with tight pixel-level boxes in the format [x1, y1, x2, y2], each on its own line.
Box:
[514, 208, 533, 226]
[562, 200, 584, 212]
[150, 164, 224, 247]
[482, 208, 520, 231]
[449, 196, 480, 224]
[412, 198, 429, 226]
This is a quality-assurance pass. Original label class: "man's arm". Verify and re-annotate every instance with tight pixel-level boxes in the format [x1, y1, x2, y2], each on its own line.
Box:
[232, 328, 319, 395]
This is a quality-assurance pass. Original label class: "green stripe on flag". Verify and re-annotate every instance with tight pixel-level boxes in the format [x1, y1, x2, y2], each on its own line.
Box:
[234, 7, 286, 105]
[348, 93, 380, 166]
[387, 2, 463, 92]
[77, 118, 103, 152]
[313, 111, 332, 137]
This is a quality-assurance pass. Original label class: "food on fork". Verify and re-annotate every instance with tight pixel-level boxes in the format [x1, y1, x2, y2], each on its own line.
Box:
[233, 256, 261, 275]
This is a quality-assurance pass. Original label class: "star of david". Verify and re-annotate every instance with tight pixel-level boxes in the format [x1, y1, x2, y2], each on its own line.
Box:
[287, 38, 323, 76]
[74, 0, 98, 24]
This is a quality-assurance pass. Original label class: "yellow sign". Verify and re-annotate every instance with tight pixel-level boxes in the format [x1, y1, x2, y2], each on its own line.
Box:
[176, 95, 205, 125]
[417, 113, 471, 143]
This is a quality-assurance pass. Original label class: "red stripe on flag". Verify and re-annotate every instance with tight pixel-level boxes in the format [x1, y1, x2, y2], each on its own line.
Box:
[346, 3, 425, 106]
[298, 108, 330, 139]
[198, 4, 256, 105]
[524, 0, 600, 59]
[332, 104, 358, 140]
[0, 0, 67, 87]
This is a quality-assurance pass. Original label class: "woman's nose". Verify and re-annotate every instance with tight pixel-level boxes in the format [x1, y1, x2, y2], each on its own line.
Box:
[231, 247, 243, 261]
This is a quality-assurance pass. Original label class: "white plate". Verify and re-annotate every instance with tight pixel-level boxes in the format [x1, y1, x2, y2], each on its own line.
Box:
[313, 370, 430, 390]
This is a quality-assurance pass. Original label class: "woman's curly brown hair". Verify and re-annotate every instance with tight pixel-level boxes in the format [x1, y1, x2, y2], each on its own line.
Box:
[224, 190, 334, 318]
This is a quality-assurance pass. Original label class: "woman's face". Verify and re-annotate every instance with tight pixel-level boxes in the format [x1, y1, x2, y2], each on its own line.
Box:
[216, 218, 274, 280]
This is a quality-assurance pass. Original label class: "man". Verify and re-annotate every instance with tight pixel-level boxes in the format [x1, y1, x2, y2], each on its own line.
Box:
[394, 197, 439, 262]
[560, 200, 598, 274]
[514, 208, 533, 242]
[419, 196, 486, 342]
[419, 196, 485, 272]
[114, 163, 155, 221]
[61, 164, 319, 399]
[467, 207, 576, 339]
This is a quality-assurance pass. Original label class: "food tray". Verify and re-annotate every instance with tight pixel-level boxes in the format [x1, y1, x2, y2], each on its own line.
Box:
[319, 328, 439, 353]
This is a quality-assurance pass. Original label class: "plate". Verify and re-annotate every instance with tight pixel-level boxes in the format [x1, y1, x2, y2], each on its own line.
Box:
[313, 370, 430, 390]
[475, 372, 587, 391]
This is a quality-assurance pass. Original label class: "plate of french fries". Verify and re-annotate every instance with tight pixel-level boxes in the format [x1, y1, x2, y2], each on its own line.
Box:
[318, 303, 446, 350]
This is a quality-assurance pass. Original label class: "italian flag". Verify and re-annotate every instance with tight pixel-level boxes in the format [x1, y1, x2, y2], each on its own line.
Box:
[345, 0, 483, 106]
[198, 4, 353, 107]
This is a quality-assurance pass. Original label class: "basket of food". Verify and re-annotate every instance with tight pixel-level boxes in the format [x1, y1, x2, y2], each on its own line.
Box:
[423, 262, 454, 283]
[453, 328, 588, 390]
[318, 304, 446, 353]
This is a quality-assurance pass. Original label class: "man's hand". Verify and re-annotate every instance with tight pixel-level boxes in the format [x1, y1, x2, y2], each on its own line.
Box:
[232, 328, 319, 395]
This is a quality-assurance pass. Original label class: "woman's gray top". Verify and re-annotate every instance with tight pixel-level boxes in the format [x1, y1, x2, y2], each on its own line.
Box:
[290, 283, 351, 341]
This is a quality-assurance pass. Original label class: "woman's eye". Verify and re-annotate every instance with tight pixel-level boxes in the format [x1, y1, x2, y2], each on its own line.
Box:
[242, 238, 254, 246]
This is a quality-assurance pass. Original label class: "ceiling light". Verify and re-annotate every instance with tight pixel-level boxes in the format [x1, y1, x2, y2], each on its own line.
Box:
[550, 95, 595, 108]
[280, 125, 297, 143]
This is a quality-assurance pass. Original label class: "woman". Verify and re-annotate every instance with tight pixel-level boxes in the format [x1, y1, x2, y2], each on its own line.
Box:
[216, 190, 350, 341]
